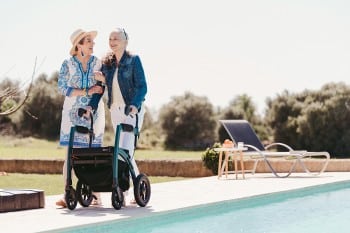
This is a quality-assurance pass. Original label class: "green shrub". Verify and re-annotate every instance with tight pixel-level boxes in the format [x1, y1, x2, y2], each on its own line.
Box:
[201, 142, 221, 174]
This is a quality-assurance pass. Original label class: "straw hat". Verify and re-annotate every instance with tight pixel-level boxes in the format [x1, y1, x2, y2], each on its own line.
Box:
[69, 29, 97, 56]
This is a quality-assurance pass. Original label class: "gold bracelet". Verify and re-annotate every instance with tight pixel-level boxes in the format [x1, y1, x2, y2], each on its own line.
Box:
[83, 88, 89, 96]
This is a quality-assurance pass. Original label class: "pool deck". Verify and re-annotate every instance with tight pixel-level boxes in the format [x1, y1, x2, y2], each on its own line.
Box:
[1, 172, 350, 232]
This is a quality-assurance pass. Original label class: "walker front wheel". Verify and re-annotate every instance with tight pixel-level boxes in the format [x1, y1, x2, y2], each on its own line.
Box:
[111, 187, 124, 210]
[65, 186, 77, 210]
[134, 173, 151, 207]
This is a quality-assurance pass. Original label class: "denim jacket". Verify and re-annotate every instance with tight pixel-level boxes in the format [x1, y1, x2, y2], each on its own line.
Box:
[101, 52, 147, 109]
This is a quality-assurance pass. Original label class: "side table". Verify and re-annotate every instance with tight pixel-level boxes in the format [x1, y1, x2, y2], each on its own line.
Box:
[214, 146, 248, 179]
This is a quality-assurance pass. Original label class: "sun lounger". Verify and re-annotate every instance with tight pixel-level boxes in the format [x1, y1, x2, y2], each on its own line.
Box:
[220, 119, 330, 178]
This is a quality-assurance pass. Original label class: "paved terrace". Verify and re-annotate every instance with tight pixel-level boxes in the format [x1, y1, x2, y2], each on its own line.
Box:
[1, 172, 350, 232]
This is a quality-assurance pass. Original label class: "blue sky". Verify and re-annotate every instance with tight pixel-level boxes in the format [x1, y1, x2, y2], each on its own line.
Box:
[1, 0, 350, 114]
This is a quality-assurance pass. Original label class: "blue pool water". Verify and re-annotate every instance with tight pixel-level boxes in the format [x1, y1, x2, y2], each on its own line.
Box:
[55, 181, 350, 233]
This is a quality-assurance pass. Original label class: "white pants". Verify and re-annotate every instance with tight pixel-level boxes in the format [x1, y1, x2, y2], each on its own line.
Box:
[110, 104, 145, 176]
[62, 157, 72, 187]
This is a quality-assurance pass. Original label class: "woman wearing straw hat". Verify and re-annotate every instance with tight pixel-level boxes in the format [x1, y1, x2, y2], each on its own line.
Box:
[56, 29, 105, 208]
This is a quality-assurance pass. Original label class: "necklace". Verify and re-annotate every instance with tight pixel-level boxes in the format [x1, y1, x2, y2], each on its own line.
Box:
[73, 56, 91, 89]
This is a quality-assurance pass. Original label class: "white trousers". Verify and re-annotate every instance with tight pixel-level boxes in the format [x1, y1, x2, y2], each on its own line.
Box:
[110, 104, 145, 176]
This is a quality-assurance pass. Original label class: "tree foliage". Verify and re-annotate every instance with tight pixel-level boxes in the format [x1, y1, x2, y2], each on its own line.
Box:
[265, 82, 350, 157]
[218, 94, 269, 143]
[2, 73, 350, 159]
[159, 92, 217, 150]
[137, 106, 164, 148]
[19, 72, 64, 139]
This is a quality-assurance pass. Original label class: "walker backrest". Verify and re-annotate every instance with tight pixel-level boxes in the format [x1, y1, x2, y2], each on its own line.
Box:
[220, 119, 265, 151]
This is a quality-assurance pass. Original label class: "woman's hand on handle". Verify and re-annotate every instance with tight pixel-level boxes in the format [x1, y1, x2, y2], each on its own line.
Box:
[129, 105, 138, 115]
[88, 85, 104, 95]
[94, 71, 106, 84]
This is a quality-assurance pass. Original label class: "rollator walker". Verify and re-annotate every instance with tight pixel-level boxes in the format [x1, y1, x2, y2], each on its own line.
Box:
[64, 112, 151, 210]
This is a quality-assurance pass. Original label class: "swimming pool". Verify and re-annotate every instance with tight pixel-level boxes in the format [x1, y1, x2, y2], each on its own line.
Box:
[53, 181, 350, 233]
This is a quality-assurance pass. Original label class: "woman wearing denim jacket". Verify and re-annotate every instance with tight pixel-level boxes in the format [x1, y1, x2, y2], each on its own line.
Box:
[95, 28, 147, 177]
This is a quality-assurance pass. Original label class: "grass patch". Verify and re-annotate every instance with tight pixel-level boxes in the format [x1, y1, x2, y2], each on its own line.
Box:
[0, 136, 66, 159]
[0, 137, 196, 196]
[0, 173, 188, 196]
[0, 136, 203, 160]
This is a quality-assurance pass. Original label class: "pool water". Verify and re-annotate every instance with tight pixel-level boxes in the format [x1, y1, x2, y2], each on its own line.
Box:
[55, 181, 350, 233]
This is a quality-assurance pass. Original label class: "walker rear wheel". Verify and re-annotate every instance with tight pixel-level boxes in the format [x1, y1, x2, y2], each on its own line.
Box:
[76, 180, 93, 207]
[134, 173, 151, 207]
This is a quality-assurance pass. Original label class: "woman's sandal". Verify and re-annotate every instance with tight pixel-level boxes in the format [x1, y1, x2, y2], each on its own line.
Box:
[55, 199, 67, 208]
[91, 199, 102, 206]
[91, 193, 102, 206]
[130, 199, 137, 205]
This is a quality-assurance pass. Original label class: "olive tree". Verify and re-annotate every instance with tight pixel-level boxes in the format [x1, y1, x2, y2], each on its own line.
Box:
[159, 91, 217, 150]
[218, 94, 269, 143]
[19, 72, 64, 139]
[265, 82, 350, 157]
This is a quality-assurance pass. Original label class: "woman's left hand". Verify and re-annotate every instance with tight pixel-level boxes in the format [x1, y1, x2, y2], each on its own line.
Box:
[94, 71, 106, 84]
[129, 105, 138, 114]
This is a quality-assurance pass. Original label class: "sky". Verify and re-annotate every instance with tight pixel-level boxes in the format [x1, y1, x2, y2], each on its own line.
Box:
[1, 0, 350, 115]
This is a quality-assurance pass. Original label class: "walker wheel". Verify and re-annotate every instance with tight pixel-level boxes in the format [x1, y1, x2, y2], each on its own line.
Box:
[134, 173, 151, 207]
[111, 187, 124, 210]
[76, 180, 93, 207]
[65, 186, 78, 210]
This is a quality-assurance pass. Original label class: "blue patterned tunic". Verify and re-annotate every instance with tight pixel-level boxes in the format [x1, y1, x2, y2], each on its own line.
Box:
[58, 56, 105, 147]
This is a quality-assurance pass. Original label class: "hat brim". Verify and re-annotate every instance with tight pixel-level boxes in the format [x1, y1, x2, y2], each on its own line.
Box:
[70, 31, 97, 56]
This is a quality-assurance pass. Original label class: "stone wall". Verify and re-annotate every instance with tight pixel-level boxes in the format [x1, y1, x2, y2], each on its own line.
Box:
[1, 159, 350, 177]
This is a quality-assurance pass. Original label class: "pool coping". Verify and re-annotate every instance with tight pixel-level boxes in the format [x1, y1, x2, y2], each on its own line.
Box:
[1, 172, 350, 232]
